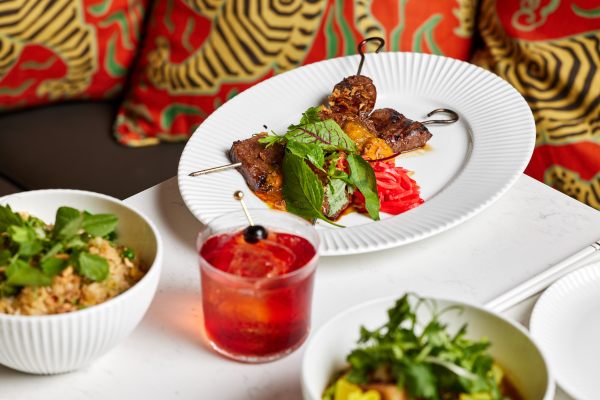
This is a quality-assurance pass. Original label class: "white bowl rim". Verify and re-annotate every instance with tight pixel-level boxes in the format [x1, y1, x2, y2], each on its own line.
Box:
[0, 188, 163, 321]
[301, 294, 555, 400]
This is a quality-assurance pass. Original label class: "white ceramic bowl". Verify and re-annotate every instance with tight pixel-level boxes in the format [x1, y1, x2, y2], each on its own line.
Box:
[302, 296, 554, 400]
[0, 189, 163, 374]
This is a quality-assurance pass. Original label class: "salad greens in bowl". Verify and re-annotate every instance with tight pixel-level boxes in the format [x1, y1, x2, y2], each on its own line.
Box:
[302, 294, 554, 400]
[0, 189, 162, 374]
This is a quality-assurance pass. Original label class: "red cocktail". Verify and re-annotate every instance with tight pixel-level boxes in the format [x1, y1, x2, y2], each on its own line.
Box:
[198, 210, 319, 362]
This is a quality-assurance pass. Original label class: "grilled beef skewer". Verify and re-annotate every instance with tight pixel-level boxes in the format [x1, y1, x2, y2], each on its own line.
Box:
[369, 108, 433, 154]
[229, 133, 285, 208]
[229, 134, 352, 219]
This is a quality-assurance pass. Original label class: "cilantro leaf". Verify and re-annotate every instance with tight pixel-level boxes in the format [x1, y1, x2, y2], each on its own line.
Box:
[8, 225, 43, 256]
[77, 252, 109, 282]
[282, 152, 329, 223]
[5, 259, 52, 287]
[347, 154, 380, 220]
[53, 207, 83, 240]
[82, 213, 118, 237]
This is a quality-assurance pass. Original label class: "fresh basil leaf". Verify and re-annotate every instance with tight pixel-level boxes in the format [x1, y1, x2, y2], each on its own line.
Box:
[41, 257, 66, 277]
[286, 119, 357, 153]
[285, 140, 324, 170]
[5, 259, 52, 287]
[82, 213, 118, 237]
[53, 207, 83, 240]
[323, 179, 350, 218]
[347, 154, 380, 220]
[78, 252, 109, 282]
[282, 152, 328, 221]
[0, 204, 22, 231]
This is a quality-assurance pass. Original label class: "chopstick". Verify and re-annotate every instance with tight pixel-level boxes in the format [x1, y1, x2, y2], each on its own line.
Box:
[485, 238, 600, 313]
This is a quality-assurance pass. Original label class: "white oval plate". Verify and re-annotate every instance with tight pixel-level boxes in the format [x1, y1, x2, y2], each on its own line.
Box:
[530, 261, 600, 400]
[178, 52, 535, 256]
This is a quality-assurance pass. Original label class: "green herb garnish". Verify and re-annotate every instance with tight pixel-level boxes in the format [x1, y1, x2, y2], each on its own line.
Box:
[259, 107, 379, 224]
[344, 294, 502, 400]
[0, 205, 120, 296]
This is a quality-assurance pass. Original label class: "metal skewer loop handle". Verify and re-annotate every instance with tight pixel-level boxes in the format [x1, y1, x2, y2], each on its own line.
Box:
[420, 108, 459, 126]
[356, 37, 385, 76]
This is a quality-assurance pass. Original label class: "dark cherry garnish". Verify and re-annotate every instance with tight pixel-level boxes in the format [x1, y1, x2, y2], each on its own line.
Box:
[243, 225, 269, 244]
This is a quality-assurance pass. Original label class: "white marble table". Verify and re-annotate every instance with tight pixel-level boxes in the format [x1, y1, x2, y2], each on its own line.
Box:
[1, 175, 599, 400]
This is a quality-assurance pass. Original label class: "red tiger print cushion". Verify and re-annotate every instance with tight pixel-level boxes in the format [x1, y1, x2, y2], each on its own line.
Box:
[473, 0, 600, 210]
[114, 0, 476, 146]
[0, 0, 148, 111]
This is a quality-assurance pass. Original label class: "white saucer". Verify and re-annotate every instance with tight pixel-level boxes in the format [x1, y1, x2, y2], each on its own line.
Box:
[530, 261, 600, 400]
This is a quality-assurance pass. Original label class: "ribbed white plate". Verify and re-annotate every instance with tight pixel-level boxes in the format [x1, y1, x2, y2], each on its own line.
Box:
[530, 262, 600, 400]
[178, 52, 535, 256]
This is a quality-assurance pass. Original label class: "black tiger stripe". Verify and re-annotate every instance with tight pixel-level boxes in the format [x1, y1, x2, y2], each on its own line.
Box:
[26, 0, 72, 40]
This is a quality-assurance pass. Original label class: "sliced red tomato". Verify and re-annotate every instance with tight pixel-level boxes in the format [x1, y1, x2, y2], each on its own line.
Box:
[354, 161, 424, 215]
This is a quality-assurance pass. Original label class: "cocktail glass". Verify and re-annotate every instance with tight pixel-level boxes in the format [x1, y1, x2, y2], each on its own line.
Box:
[197, 209, 319, 363]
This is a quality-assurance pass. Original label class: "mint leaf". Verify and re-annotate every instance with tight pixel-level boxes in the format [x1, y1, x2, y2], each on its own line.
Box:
[6, 259, 52, 287]
[0, 204, 22, 231]
[53, 207, 83, 240]
[282, 152, 328, 222]
[41, 257, 66, 277]
[347, 154, 380, 220]
[324, 179, 350, 218]
[299, 106, 321, 124]
[285, 140, 324, 170]
[78, 252, 109, 282]
[82, 213, 118, 237]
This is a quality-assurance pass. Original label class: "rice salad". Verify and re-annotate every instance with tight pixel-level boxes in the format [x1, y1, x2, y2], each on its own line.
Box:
[0, 205, 146, 316]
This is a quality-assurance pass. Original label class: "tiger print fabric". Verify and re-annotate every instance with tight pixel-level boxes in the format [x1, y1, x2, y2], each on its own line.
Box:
[0, 0, 148, 111]
[115, 0, 476, 145]
[473, 0, 600, 209]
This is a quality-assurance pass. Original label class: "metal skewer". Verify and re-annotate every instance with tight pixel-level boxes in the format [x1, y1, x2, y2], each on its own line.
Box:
[189, 162, 241, 177]
[420, 108, 459, 125]
[233, 190, 254, 226]
[188, 108, 460, 177]
[356, 37, 385, 76]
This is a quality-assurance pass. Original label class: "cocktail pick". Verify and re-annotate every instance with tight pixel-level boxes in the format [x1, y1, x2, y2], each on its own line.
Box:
[233, 190, 268, 243]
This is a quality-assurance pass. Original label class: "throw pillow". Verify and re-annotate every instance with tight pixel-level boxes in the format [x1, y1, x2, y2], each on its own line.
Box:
[473, 0, 600, 209]
[0, 0, 149, 111]
[115, 0, 477, 146]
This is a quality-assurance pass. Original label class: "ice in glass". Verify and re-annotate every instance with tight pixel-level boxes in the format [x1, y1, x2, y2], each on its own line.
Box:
[198, 210, 319, 362]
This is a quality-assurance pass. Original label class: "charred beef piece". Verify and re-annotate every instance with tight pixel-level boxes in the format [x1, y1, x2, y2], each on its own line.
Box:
[369, 108, 432, 153]
[328, 75, 377, 116]
[229, 133, 284, 195]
